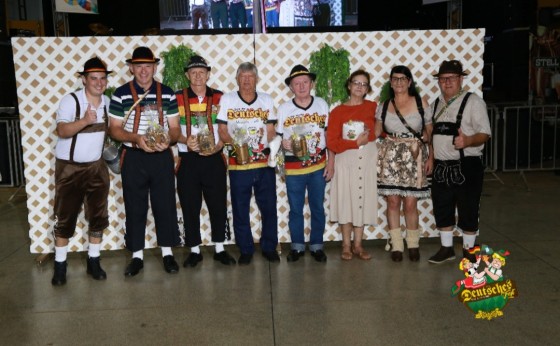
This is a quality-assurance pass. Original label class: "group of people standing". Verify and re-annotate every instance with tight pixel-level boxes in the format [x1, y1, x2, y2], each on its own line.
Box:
[50, 46, 490, 286]
[190, 0, 330, 29]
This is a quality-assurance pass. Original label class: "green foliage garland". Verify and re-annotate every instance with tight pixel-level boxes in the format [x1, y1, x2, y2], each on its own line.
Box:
[309, 44, 350, 107]
[161, 44, 197, 91]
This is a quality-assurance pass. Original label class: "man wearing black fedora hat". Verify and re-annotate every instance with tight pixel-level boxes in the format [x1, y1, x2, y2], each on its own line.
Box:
[277, 64, 333, 263]
[108, 46, 182, 276]
[427, 59, 491, 264]
[175, 55, 236, 267]
[51, 57, 113, 285]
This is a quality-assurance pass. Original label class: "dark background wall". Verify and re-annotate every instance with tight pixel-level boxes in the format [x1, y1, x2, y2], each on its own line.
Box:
[1, 0, 546, 108]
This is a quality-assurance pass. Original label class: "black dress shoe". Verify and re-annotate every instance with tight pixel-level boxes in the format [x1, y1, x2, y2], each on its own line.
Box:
[238, 253, 253, 265]
[310, 250, 327, 263]
[51, 261, 67, 286]
[183, 252, 203, 267]
[214, 251, 236, 265]
[87, 256, 107, 280]
[163, 255, 179, 274]
[262, 251, 280, 262]
[287, 250, 304, 262]
[124, 258, 144, 276]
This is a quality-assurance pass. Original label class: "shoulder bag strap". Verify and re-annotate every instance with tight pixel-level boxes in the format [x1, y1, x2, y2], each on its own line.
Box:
[390, 99, 423, 142]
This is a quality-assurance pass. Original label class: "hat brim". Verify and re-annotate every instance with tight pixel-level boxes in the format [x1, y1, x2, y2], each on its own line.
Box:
[285, 72, 316, 86]
[126, 58, 160, 64]
[184, 65, 211, 72]
[78, 70, 113, 75]
[432, 71, 469, 77]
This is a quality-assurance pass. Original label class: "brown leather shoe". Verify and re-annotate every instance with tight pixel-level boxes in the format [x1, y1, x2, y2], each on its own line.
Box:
[391, 251, 403, 262]
[408, 248, 420, 262]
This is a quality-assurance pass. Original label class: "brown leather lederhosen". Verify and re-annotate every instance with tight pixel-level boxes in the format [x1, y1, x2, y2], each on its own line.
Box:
[53, 93, 110, 239]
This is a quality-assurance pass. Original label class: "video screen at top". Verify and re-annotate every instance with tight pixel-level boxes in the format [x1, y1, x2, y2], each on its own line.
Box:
[159, 1, 357, 32]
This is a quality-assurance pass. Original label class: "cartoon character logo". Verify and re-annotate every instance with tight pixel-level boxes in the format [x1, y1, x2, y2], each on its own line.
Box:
[452, 245, 518, 320]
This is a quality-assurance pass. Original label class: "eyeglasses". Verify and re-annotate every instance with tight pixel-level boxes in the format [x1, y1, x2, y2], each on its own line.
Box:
[351, 80, 368, 87]
[438, 75, 460, 83]
[390, 76, 409, 83]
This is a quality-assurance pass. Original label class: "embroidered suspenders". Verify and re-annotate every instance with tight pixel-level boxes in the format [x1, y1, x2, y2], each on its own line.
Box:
[432, 92, 472, 159]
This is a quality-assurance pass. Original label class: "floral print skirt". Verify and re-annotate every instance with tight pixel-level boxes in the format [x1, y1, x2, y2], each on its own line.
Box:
[377, 136, 430, 198]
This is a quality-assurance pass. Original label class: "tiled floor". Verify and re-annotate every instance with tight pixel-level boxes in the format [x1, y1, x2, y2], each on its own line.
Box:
[0, 171, 559, 345]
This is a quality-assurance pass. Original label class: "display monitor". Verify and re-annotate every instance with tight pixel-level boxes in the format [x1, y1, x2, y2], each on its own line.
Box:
[159, 1, 358, 34]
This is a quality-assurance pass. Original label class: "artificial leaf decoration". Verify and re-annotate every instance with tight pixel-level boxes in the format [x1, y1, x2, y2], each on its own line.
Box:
[161, 44, 197, 91]
[309, 44, 350, 107]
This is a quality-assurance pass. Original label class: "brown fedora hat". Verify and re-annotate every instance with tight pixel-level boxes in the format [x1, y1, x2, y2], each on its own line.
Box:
[433, 60, 469, 77]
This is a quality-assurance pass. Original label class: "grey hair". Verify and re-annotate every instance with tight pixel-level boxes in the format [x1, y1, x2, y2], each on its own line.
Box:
[236, 62, 258, 79]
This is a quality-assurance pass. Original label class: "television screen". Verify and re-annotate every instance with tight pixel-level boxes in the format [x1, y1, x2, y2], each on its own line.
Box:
[159, 1, 358, 33]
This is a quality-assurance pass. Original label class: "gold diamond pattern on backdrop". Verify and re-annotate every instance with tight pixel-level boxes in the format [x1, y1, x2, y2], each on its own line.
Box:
[12, 29, 484, 253]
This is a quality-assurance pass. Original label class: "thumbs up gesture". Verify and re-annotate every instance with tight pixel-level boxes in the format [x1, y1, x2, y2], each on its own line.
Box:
[453, 128, 469, 149]
[84, 104, 97, 125]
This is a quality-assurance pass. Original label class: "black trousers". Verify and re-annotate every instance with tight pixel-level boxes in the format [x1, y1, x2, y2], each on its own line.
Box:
[431, 156, 484, 233]
[176, 151, 229, 247]
[121, 147, 180, 252]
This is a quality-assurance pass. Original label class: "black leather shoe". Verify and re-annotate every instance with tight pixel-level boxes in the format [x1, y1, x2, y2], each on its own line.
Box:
[262, 251, 280, 262]
[87, 256, 107, 280]
[183, 252, 203, 267]
[214, 251, 236, 265]
[428, 246, 456, 264]
[238, 253, 253, 265]
[310, 250, 327, 263]
[287, 250, 304, 262]
[408, 248, 420, 262]
[124, 258, 144, 276]
[163, 255, 179, 274]
[51, 261, 67, 286]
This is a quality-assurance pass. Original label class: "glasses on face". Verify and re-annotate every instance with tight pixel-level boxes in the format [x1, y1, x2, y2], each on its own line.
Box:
[351, 80, 368, 87]
[438, 75, 460, 83]
[390, 76, 409, 84]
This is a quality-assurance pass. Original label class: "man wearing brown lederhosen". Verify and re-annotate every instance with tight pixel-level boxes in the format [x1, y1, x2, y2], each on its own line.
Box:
[52, 57, 112, 286]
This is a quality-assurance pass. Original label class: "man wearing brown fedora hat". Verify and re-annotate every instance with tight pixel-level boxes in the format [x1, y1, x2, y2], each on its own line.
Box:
[277, 64, 334, 263]
[51, 57, 113, 285]
[175, 55, 236, 267]
[428, 59, 491, 264]
[108, 46, 182, 276]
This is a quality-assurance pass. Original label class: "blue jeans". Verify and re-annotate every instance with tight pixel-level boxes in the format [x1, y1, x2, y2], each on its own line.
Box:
[285, 168, 326, 252]
[229, 167, 278, 254]
[265, 10, 279, 27]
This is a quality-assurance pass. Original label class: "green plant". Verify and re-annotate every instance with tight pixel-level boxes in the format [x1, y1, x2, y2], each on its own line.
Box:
[309, 44, 350, 107]
[161, 44, 197, 91]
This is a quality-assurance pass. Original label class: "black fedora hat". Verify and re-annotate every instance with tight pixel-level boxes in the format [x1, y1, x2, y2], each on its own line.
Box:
[126, 46, 160, 64]
[78, 57, 112, 75]
[433, 60, 469, 77]
[285, 64, 316, 86]
[184, 55, 211, 72]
